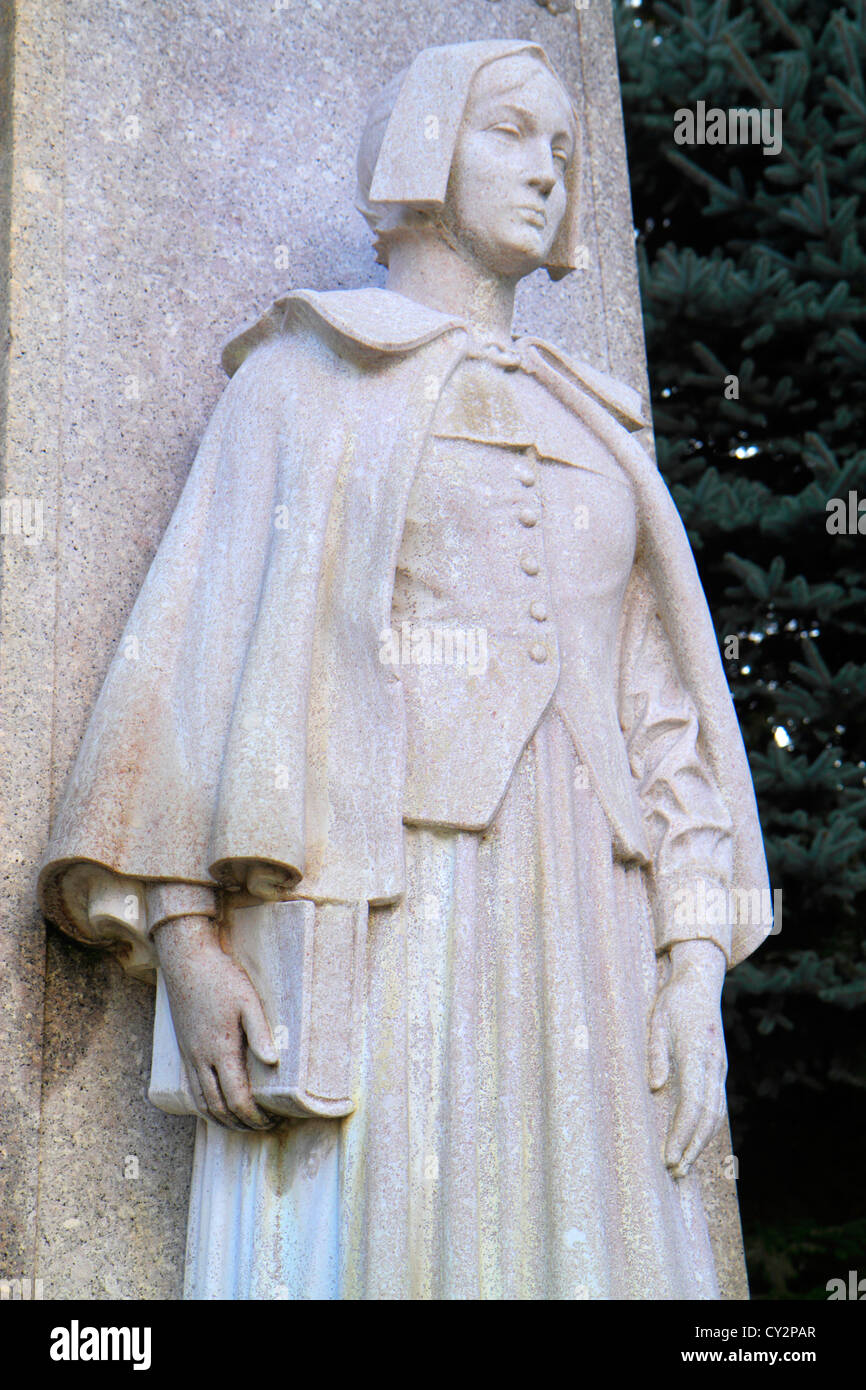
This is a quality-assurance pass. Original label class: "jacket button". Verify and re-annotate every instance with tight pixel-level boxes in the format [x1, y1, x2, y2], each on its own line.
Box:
[529, 600, 548, 621]
[529, 643, 548, 663]
[518, 508, 539, 527]
[515, 463, 537, 487]
[520, 554, 539, 575]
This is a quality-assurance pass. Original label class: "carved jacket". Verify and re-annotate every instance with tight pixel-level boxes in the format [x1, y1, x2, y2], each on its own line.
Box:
[37, 288, 772, 971]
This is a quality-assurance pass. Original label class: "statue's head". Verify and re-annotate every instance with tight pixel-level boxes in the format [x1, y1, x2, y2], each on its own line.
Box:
[356, 40, 581, 282]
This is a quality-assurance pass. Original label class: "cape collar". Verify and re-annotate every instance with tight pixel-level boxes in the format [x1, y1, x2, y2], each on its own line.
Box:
[222, 287, 649, 433]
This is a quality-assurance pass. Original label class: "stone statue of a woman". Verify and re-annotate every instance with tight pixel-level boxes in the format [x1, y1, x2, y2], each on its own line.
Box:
[38, 39, 772, 1299]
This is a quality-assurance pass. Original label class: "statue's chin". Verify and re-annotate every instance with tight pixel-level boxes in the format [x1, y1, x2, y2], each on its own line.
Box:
[469, 232, 552, 281]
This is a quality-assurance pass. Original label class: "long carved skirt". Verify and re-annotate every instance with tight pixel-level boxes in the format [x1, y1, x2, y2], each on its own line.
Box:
[184, 709, 719, 1299]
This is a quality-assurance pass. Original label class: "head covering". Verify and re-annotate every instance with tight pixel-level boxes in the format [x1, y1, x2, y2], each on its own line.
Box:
[356, 40, 582, 281]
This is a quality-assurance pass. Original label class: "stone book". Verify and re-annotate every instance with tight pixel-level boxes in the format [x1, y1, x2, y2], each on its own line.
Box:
[148, 899, 367, 1120]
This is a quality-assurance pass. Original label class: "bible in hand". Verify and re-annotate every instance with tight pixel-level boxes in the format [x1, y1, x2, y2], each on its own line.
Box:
[148, 898, 367, 1120]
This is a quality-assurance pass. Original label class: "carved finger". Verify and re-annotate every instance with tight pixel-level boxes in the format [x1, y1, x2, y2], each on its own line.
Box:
[200, 1065, 244, 1130]
[184, 1063, 210, 1120]
[674, 1047, 726, 1174]
[216, 1054, 274, 1130]
[680, 1097, 722, 1174]
[241, 994, 279, 1067]
[666, 1055, 707, 1172]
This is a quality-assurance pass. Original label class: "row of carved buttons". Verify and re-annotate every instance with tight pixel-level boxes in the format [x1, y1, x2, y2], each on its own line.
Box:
[515, 457, 548, 662]
[516, 457, 540, 533]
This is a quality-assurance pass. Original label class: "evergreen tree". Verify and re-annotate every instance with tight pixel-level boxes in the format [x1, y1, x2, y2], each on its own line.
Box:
[615, 0, 866, 1297]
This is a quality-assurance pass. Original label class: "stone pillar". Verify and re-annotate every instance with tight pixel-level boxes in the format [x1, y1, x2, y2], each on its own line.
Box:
[0, 0, 748, 1299]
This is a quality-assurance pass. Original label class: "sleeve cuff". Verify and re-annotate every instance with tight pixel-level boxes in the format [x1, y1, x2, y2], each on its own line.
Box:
[145, 883, 219, 936]
[650, 870, 733, 965]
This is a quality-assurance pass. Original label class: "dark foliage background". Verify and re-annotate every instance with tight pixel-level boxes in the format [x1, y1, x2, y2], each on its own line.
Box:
[614, 0, 866, 1298]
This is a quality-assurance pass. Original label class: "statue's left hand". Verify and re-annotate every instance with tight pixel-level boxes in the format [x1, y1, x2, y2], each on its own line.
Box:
[648, 939, 728, 1180]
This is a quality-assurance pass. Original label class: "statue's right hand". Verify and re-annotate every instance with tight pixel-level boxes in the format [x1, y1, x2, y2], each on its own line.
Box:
[153, 915, 279, 1131]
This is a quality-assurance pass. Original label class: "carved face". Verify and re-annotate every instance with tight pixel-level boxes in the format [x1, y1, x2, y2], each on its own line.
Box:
[441, 54, 577, 279]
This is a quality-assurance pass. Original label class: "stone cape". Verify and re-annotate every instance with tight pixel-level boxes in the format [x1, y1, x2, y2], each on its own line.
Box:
[37, 286, 770, 975]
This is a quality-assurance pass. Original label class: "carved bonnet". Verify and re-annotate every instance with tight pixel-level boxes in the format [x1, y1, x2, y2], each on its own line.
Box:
[356, 39, 583, 281]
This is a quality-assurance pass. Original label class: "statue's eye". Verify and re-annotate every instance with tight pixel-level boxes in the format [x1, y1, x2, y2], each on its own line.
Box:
[490, 123, 522, 139]
[553, 147, 570, 169]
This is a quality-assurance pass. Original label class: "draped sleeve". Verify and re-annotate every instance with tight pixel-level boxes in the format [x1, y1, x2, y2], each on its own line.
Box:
[45, 864, 219, 981]
[618, 571, 736, 964]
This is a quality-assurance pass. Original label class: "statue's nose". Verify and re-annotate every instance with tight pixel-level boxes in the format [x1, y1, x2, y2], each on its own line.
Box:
[527, 145, 558, 195]
[529, 169, 556, 196]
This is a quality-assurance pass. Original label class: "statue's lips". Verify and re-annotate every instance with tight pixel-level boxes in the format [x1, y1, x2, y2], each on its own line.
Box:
[514, 205, 547, 229]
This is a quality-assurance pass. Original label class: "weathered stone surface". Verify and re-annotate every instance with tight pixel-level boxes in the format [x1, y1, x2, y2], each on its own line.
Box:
[3, 0, 755, 1298]
[1, 0, 62, 1287]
